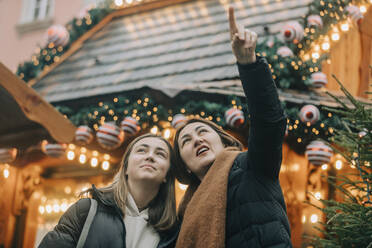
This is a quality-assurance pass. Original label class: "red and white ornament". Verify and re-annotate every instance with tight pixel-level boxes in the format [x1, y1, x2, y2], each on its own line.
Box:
[46, 25, 70, 47]
[75, 125, 94, 145]
[121, 117, 140, 135]
[277, 46, 294, 57]
[172, 114, 187, 129]
[225, 108, 244, 128]
[282, 21, 304, 44]
[76, 3, 96, 19]
[305, 140, 333, 166]
[345, 5, 363, 26]
[0, 148, 17, 164]
[299, 105, 320, 125]
[307, 15, 323, 29]
[42, 141, 67, 158]
[310, 72, 328, 88]
[96, 122, 124, 150]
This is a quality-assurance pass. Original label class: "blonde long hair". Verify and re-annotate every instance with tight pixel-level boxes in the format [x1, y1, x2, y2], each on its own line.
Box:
[89, 133, 177, 231]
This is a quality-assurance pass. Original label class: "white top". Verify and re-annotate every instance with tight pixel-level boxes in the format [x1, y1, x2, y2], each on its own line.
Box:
[124, 193, 160, 248]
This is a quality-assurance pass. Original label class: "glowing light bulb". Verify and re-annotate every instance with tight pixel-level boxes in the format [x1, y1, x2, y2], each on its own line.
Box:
[341, 22, 349, 32]
[310, 214, 318, 223]
[312, 52, 320, 59]
[335, 160, 343, 170]
[360, 5, 367, 13]
[322, 41, 330, 51]
[3, 168, 9, 178]
[163, 129, 171, 139]
[61, 202, 68, 212]
[90, 158, 98, 167]
[79, 154, 87, 164]
[46, 205, 52, 214]
[331, 29, 340, 41]
[178, 183, 188, 191]
[103, 154, 110, 160]
[314, 192, 322, 200]
[321, 164, 328, 170]
[102, 161, 110, 170]
[39, 206, 45, 214]
[151, 126, 158, 134]
[302, 215, 306, 223]
[115, 0, 123, 6]
[67, 151, 75, 160]
[53, 203, 60, 213]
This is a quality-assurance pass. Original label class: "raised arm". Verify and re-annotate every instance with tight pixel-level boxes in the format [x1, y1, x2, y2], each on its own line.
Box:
[228, 7, 286, 180]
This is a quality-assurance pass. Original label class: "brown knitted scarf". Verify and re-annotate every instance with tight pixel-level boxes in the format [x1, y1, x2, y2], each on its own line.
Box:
[176, 147, 241, 248]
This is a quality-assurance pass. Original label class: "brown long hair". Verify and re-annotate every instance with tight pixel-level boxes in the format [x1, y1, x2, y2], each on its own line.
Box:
[88, 133, 177, 231]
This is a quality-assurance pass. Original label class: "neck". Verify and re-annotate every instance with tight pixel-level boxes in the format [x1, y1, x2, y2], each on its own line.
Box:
[128, 179, 160, 211]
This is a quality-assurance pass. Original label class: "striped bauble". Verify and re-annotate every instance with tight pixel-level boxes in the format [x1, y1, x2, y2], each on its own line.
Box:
[171, 114, 187, 129]
[121, 117, 140, 135]
[277, 46, 294, 57]
[46, 25, 70, 47]
[282, 21, 304, 44]
[96, 122, 124, 150]
[310, 72, 328, 88]
[345, 5, 363, 26]
[307, 15, 323, 29]
[42, 142, 67, 158]
[75, 125, 94, 145]
[225, 108, 244, 128]
[299, 105, 320, 125]
[0, 148, 17, 164]
[305, 140, 333, 166]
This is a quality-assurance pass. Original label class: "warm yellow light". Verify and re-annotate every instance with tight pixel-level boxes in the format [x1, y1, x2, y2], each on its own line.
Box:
[67, 151, 75, 160]
[322, 42, 330, 51]
[90, 158, 98, 167]
[360, 5, 367, 13]
[64, 186, 72, 194]
[341, 23, 349, 32]
[68, 144, 76, 149]
[60, 202, 68, 212]
[53, 203, 60, 213]
[39, 206, 45, 215]
[80, 147, 87, 153]
[178, 183, 188, 191]
[46, 205, 52, 214]
[3, 168, 9, 178]
[310, 214, 318, 223]
[315, 192, 322, 200]
[103, 154, 110, 160]
[92, 151, 99, 157]
[163, 129, 171, 139]
[151, 126, 158, 134]
[302, 215, 306, 223]
[115, 0, 123, 6]
[321, 164, 328, 170]
[79, 154, 87, 164]
[331, 32, 340, 41]
[102, 161, 110, 170]
[126, 0, 133, 3]
[335, 160, 343, 170]
[292, 164, 300, 172]
[312, 52, 320, 59]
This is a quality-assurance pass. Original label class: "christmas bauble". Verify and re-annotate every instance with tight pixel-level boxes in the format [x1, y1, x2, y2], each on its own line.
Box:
[42, 142, 67, 158]
[171, 114, 187, 129]
[121, 117, 140, 135]
[282, 21, 304, 44]
[96, 122, 124, 150]
[76, 3, 95, 19]
[46, 25, 70, 47]
[307, 15, 323, 29]
[75, 125, 94, 145]
[299, 105, 320, 125]
[345, 5, 363, 26]
[277, 46, 294, 57]
[305, 140, 333, 166]
[225, 108, 244, 128]
[310, 72, 328, 88]
[0, 148, 17, 164]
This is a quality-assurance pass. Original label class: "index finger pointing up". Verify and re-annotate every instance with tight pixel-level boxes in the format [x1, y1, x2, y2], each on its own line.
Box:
[228, 6, 238, 40]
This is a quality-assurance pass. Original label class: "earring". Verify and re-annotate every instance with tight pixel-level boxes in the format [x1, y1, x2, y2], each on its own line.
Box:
[187, 169, 192, 174]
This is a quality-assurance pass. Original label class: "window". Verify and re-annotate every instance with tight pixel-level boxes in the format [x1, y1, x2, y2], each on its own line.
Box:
[19, 0, 54, 24]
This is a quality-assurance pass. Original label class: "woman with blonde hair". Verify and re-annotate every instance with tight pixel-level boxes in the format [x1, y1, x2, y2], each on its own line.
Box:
[173, 7, 292, 248]
[39, 133, 179, 248]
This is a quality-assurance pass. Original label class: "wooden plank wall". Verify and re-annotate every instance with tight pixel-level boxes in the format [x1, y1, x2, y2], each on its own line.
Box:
[322, 6, 372, 99]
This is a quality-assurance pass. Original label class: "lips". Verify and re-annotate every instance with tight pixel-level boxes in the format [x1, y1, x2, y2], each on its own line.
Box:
[196, 145, 209, 156]
[140, 164, 156, 170]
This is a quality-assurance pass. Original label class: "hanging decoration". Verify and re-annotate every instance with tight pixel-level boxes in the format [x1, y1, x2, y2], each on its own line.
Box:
[0, 148, 17, 164]
[46, 25, 70, 48]
[305, 140, 333, 166]
[310, 72, 328, 88]
[225, 107, 245, 128]
[299, 105, 320, 125]
[345, 5, 364, 26]
[276, 46, 294, 57]
[96, 122, 124, 150]
[281, 21, 304, 44]
[121, 116, 140, 135]
[171, 114, 188, 129]
[306, 15, 323, 29]
[42, 141, 67, 158]
[75, 125, 94, 145]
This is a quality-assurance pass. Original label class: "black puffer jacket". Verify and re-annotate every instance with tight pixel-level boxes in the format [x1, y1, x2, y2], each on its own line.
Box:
[225, 57, 292, 247]
[38, 186, 178, 248]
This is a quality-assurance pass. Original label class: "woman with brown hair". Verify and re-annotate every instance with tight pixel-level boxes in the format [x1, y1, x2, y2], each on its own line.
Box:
[173, 7, 292, 248]
[39, 133, 179, 248]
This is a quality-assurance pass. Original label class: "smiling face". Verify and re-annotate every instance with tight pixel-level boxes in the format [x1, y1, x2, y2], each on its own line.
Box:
[177, 122, 225, 180]
[126, 137, 171, 185]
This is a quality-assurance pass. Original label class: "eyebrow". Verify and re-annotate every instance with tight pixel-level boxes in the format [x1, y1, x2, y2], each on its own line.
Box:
[137, 144, 168, 154]
[180, 125, 205, 142]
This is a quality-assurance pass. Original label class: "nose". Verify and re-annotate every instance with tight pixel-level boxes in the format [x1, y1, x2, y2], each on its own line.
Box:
[145, 151, 155, 162]
[193, 136, 203, 148]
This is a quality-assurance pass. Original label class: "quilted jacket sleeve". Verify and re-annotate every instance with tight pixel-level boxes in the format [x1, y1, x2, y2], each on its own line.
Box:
[237, 56, 286, 180]
[38, 198, 91, 248]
